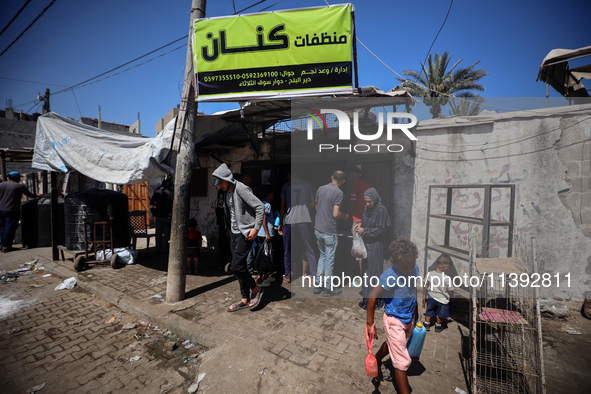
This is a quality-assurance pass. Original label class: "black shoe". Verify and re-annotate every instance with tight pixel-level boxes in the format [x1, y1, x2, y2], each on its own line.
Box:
[322, 288, 342, 297]
[313, 287, 324, 294]
[435, 324, 443, 333]
[424, 322, 431, 332]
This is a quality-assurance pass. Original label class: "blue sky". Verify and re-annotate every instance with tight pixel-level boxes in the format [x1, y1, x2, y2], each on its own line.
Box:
[0, 0, 589, 138]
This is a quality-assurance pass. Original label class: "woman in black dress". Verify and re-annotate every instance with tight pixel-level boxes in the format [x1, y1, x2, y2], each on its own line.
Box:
[355, 187, 391, 310]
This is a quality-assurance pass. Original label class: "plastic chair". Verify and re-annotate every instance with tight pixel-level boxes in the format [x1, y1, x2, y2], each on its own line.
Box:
[129, 210, 154, 250]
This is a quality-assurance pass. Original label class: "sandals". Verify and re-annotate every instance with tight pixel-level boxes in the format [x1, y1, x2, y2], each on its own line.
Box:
[249, 288, 264, 310]
[380, 365, 393, 382]
[227, 300, 249, 312]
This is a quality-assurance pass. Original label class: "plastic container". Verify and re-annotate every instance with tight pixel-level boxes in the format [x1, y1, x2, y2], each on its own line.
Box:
[21, 198, 66, 248]
[407, 322, 427, 357]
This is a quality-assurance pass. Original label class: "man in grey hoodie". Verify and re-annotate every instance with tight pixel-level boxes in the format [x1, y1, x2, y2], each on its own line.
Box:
[213, 163, 265, 311]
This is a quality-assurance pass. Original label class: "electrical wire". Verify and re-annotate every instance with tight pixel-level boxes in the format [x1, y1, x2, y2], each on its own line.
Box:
[0, 0, 32, 38]
[70, 89, 82, 118]
[69, 44, 186, 91]
[24, 101, 41, 114]
[235, 0, 267, 14]
[0, 76, 67, 87]
[0, 0, 57, 59]
[416, 137, 591, 162]
[416, 0, 454, 82]
[258, 0, 287, 12]
[51, 36, 187, 95]
[13, 41, 186, 110]
[357, 35, 566, 116]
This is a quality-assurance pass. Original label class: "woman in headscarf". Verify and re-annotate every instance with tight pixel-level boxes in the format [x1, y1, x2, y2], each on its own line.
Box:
[354, 187, 391, 310]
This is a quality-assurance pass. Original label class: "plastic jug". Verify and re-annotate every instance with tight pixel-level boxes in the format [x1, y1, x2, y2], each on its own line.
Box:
[406, 322, 427, 357]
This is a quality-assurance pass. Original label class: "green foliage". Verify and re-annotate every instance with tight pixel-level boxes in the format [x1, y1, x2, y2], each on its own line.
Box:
[398, 52, 489, 118]
[448, 96, 484, 117]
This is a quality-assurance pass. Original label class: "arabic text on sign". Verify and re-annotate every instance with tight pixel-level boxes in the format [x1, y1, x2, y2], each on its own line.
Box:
[294, 32, 348, 47]
[202, 24, 289, 62]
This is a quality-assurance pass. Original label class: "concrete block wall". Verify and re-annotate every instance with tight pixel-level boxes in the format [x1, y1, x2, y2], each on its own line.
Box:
[410, 104, 591, 301]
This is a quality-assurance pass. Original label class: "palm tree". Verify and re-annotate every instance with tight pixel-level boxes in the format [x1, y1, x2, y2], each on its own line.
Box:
[398, 52, 489, 118]
[448, 96, 484, 117]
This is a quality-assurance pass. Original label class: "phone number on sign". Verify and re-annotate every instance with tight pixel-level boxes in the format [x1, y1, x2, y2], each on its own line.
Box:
[494, 272, 570, 288]
[202, 71, 280, 82]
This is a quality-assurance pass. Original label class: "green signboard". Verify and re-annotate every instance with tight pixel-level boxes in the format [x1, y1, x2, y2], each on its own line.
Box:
[193, 4, 354, 101]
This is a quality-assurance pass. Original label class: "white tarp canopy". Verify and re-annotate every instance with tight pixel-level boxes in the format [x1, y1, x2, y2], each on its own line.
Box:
[32, 112, 174, 184]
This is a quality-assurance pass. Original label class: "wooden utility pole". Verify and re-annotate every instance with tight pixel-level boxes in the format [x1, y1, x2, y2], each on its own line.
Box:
[166, 0, 206, 303]
[41, 88, 60, 261]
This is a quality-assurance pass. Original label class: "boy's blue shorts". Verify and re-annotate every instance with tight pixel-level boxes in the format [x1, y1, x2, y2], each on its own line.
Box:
[424, 296, 449, 319]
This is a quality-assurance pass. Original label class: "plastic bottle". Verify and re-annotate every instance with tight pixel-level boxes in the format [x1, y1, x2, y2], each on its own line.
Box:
[273, 214, 281, 230]
[406, 322, 427, 358]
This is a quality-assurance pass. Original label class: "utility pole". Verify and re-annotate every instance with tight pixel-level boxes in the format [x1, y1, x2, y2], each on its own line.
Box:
[166, 0, 206, 303]
[42, 88, 50, 114]
[40, 88, 60, 261]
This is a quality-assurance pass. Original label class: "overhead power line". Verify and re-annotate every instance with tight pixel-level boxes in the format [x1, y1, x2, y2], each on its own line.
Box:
[0, 76, 67, 87]
[0, 0, 32, 38]
[416, 0, 454, 82]
[65, 44, 186, 91]
[258, 0, 287, 12]
[52, 36, 187, 95]
[235, 0, 267, 14]
[0, 0, 57, 59]
[13, 38, 187, 109]
[10, 0, 283, 110]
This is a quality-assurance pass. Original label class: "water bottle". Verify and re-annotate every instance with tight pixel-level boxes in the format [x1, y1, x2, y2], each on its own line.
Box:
[406, 322, 427, 358]
[273, 214, 281, 231]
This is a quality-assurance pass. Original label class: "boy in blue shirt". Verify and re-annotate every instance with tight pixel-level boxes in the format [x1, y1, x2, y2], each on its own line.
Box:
[366, 239, 419, 393]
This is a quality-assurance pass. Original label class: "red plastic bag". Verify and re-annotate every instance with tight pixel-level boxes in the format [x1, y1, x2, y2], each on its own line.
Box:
[364, 323, 379, 377]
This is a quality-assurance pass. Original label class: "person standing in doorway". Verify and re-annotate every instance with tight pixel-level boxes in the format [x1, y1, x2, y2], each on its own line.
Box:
[354, 187, 391, 310]
[213, 163, 265, 311]
[279, 172, 317, 283]
[0, 171, 41, 252]
[314, 170, 349, 296]
[150, 179, 173, 255]
[348, 167, 371, 278]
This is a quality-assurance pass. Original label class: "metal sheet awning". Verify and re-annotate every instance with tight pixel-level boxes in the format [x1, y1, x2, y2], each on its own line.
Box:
[537, 45, 591, 97]
[193, 86, 415, 151]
